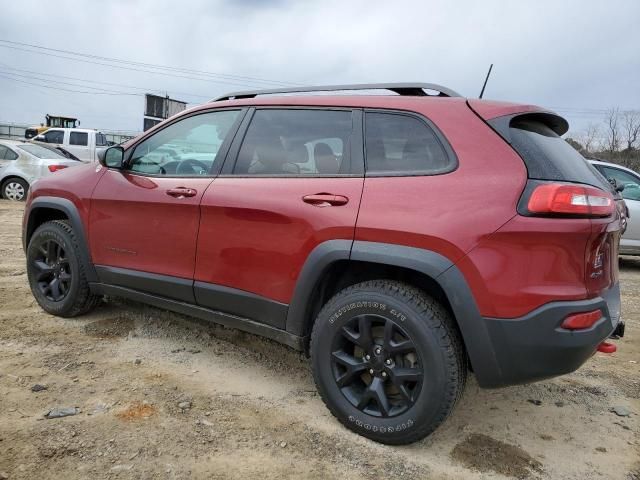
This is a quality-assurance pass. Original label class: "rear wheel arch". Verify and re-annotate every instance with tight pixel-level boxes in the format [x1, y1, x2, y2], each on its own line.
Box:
[287, 240, 502, 386]
[24, 197, 98, 283]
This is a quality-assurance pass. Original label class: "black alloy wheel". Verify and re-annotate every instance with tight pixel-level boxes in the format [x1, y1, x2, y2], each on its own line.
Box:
[331, 313, 423, 418]
[32, 239, 72, 302]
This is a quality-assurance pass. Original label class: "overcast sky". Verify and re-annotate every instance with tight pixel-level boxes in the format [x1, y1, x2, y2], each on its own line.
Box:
[0, 0, 638, 135]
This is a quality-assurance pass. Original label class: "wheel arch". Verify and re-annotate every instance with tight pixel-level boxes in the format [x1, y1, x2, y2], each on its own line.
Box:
[286, 240, 503, 386]
[23, 197, 98, 283]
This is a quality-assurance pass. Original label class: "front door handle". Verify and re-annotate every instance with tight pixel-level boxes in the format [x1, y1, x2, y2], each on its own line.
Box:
[302, 193, 349, 207]
[166, 187, 197, 198]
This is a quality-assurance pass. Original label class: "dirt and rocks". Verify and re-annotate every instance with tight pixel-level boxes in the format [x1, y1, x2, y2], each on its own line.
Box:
[0, 199, 638, 479]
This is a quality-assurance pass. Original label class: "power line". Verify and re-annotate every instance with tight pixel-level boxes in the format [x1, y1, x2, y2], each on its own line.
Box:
[0, 39, 298, 88]
[0, 64, 210, 100]
[0, 73, 140, 96]
[0, 69, 141, 95]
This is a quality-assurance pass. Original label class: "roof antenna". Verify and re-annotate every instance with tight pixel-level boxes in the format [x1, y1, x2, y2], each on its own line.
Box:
[479, 63, 493, 99]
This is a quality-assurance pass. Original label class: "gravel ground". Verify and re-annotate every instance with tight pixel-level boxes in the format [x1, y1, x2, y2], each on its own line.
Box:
[0, 199, 638, 479]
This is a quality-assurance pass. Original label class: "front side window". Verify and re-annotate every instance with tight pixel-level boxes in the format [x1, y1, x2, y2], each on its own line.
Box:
[43, 130, 64, 144]
[129, 110, 240, 176]
[601, 166, 640, 201]
[233, 109, 352, 176]
[96, 133, 107, 147]
[70, 132, 88, 146]
[364, 112, 451, 175]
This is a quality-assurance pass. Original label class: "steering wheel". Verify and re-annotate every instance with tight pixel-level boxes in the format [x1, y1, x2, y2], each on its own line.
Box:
[176, 158, 209, 175]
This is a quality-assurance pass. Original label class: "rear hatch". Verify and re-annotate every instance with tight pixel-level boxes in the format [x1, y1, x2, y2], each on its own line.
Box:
[467, 100, 623, 301]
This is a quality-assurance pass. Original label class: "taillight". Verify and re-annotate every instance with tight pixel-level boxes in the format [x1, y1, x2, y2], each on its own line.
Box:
[561, 309, 602, 330]
[523, 182, 614, 218]
[48, 165, 68, 173]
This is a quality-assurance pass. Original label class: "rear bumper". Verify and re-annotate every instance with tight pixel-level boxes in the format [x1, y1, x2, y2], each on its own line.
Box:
[477, 283, 621, 388]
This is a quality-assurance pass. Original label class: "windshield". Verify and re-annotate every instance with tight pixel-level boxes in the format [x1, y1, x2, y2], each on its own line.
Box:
[17, 143, 67, 159]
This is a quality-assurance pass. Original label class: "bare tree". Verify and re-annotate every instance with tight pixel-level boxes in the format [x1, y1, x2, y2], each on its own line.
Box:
[580, 123, 600, 154]
[621, 110, 640, 151]
[604, 108, 620, 153]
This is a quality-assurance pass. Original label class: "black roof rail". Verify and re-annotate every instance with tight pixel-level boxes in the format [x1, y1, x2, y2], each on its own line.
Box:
[211, 83, 462, 102]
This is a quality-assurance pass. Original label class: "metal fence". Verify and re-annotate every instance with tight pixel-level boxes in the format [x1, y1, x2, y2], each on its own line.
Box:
[0, 121, 139, 145]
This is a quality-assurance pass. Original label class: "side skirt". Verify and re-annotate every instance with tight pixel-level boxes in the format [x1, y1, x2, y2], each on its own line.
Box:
[89, 283, 305, 351]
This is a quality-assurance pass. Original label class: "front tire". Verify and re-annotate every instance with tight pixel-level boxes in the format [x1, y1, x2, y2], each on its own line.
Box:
[2, 177, 29, 201]
[310, 280, 466, 445]
[26, 220, 101, 317]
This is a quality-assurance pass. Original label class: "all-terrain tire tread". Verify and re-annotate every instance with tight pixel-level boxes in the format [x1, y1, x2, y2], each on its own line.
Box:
[310, 279, 467, 445]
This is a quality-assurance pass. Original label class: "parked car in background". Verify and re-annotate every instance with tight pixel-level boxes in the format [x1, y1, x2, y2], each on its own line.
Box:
[589, 159, 640, 255]
[0, 140, 82, 201]
[33, 128, 108, 162]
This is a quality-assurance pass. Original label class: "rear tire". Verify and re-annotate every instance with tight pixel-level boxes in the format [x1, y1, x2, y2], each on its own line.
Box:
[1, 177, 29, 201]
[310, 280, 466, 445]
[26, 220, 101, 317]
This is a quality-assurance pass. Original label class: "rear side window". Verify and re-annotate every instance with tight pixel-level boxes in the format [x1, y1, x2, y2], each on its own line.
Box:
[364, 112, 452, 175]
[233, 109, 353, 176]
[508, 119, 607, 188]
[43, 130, 64, 144]
[70, 132, 88, 146]
[0, 145, 18, 160]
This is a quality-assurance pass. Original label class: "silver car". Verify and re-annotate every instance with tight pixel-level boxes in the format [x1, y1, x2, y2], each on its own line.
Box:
[0, 140, 81, 201]
[589, 159, 640, 256]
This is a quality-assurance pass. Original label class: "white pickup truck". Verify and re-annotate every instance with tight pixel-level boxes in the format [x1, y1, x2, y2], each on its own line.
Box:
[34, 128, 109, 162]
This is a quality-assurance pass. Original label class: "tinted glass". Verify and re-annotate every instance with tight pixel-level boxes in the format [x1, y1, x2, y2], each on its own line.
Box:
[44, 130, 64, 144]
[129, 110, 240, 176]
[96, 133, 107, 147]
[17, 144, 67, 159]
[364, 112, 450, 175]
[510, 120, 608, 188]
[0, 145, 18, 160]
[233, 109, 352, 175]
[601, 166, 640, 201]
[70, 132, 88, 146]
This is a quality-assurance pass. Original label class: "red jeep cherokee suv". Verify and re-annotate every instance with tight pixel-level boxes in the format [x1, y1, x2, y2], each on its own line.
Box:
[22, 83, 624, 444]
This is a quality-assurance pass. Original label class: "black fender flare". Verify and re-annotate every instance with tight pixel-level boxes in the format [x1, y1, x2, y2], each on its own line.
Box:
[286, 240, 502, 387]
[23, 196, 98, 283]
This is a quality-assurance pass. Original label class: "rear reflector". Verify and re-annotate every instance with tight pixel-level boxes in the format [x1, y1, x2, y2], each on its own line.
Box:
[48, 165, 68, 172]
[561, 310, 602, 330]
[527, 183, 614, 217]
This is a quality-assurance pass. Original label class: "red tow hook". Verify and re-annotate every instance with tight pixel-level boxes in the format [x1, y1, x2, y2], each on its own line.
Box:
[597, 341, 617, 354]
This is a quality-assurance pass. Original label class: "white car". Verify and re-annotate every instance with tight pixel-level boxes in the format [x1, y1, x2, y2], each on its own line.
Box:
[33, 128, 108, 162]
[589, 159, 640, 256]
[0, 140, 82, 201]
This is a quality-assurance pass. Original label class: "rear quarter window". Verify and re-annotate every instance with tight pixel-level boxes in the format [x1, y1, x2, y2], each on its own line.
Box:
[364, 112, 454, 176]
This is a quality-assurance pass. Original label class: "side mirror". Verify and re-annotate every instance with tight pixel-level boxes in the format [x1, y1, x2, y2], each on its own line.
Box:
[100, 146, 125, 168]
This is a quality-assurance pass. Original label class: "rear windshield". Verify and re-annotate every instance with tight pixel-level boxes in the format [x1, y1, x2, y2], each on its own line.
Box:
[509, 119, 608, 188]
[17, 144, 67, 159]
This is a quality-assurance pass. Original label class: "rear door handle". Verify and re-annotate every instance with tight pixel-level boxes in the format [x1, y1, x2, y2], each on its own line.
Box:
[302, 193, 349, 207]
[166, 187, 197, 198]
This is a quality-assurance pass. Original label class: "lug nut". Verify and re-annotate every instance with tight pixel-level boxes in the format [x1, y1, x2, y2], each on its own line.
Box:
[375, 347, 381, 355]
[365, 355, 370, 361]
[381, 372, 387, 378]
[385, 359, 392, 365]
[369, 369, 374, 375]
